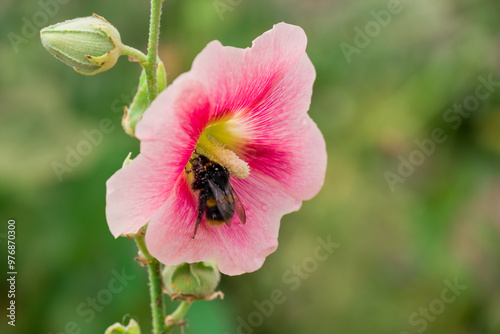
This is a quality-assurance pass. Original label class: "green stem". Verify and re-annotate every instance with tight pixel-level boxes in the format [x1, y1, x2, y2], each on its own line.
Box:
[165, 302, 191, 333]
[129, 2, 166, 332]
[135, 234, 166, 334]
[120, 44, 148, 65]
[145, 0, 164, 105]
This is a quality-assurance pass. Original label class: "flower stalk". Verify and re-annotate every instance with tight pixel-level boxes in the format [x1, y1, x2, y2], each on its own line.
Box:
[120, 45, 148, 65]
[145, 0, 164, 104]
[131, 1, 169, 333]
[165, 302, 191, 332]
[134, 233, 166, 334]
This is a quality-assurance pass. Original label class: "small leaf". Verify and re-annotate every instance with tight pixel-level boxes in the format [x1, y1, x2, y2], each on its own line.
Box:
[122, 59, 167, 136]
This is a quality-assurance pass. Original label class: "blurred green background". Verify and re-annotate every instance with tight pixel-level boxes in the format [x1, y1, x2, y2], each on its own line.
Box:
[1, 0, 500, 333]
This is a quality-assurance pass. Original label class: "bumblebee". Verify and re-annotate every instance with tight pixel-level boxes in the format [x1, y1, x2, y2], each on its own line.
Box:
[187, 153, 246, 239]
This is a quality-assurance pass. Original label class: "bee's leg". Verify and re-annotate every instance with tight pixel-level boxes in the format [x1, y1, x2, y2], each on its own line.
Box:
[192, 195, 206, 239]
[192, 214, 202, 239]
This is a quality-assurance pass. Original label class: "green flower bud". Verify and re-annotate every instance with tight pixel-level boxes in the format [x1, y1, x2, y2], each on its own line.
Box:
[40, 14, 123, 75]
[105, 319, 141, 334]
[162, 261, 223, 303]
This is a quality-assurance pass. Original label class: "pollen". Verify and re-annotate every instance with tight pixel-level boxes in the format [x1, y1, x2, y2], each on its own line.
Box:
[206, 197, 217, 207]
[197, 136, 250, 179]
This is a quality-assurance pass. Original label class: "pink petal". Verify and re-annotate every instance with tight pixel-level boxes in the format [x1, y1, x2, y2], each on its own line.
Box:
[145, 172, 301, 275]
[240, 53, 327, 200]
[106, 154, 172, 237]
[188, 22, 308, 118]
[135, 76, 212, 159]
[106, 77, 212, 237]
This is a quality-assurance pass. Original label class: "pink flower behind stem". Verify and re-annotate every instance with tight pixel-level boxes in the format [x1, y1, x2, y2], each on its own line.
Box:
[106, 23, 327, 275]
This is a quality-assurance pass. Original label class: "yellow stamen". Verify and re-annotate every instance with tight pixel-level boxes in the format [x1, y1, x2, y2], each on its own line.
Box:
[197, 136, 250, 179]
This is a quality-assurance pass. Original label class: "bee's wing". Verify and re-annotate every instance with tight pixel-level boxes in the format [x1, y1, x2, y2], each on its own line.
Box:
[231, 186, 246, 224]
[207, 179, 235, 225]
[221, 180, 246, 225]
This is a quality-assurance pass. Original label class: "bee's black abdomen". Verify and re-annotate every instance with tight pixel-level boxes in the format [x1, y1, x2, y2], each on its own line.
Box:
[201, 184, 224, 222]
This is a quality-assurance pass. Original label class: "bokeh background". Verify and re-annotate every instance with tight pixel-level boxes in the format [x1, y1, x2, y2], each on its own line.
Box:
[1, 0, 500, 333]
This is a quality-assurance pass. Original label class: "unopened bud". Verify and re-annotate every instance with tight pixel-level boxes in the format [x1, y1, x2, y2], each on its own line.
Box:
[105, 319, 141, 334]
[40, 14, 123, 75]
[162, 261, 223, 303]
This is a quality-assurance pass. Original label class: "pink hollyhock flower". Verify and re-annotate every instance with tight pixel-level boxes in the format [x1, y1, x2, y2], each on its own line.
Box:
[106, 23, 326, 275]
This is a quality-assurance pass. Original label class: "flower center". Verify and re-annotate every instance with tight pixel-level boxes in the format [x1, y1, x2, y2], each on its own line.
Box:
[196, 134, 250, 179]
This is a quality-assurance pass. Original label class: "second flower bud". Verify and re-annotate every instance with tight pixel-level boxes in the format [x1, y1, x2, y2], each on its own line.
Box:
[162, 261, 223, 303]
